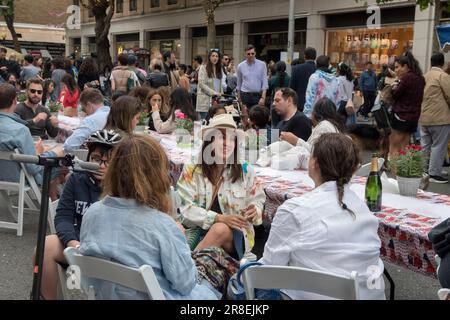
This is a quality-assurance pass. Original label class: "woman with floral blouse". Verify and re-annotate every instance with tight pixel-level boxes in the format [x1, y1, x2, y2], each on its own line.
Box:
[177, 114, 266, 259]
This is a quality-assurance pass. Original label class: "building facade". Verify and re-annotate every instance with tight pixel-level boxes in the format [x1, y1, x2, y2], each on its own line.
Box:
[66, 0, 446, 72]
[0, 0, 72, 57]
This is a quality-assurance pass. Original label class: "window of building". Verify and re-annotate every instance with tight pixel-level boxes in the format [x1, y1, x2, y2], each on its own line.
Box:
[151, 0, 160, 8]
[167, 0, 178, 5]
[130, 0, 137, 11]
[116, 0, 123, 13]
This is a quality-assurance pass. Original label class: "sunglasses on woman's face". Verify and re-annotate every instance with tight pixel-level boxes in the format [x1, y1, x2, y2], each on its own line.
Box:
[29, 89, 43, 95]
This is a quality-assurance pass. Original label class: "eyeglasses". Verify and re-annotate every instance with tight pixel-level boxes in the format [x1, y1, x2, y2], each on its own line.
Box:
[247, 52, 256, 56]
[90, 156, 110, 167]
[29, 89, 43, 95]
[210, 48, 220, 52]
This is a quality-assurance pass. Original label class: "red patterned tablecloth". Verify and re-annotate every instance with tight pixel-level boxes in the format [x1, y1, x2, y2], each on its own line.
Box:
[262, 172, 449, 278]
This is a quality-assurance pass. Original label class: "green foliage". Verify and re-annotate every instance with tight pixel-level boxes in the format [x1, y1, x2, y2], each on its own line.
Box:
[0, 0, 14, 17]
[138, 111, 149, 126]
[48, 101, 63, 113]
[390, 145, 427, 178]
[17, 91, 27, 103]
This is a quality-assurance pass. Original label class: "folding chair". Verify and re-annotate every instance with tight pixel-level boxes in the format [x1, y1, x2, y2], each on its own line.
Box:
[0, 150, 45, 236]
[63, 247, 166, 300]
[241, 265, 360, 300]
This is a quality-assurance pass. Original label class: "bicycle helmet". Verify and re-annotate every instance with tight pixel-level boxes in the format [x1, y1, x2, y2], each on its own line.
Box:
[86, 129, 123, 148]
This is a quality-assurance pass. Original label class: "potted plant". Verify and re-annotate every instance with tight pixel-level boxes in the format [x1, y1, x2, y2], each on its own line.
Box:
[390, 145, 427, 197]
[48, 101, 63, 117]
[175, 110, 193, 148]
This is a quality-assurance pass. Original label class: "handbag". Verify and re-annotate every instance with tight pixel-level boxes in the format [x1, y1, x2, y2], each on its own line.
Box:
[428, 217, 450, 258]
[371, 94, 392, 130]
[227, 261, 283, 300]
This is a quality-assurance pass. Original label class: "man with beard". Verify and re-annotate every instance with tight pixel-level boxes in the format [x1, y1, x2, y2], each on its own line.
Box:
[163, 51, 179, 90]
[14, 78, 59, 139]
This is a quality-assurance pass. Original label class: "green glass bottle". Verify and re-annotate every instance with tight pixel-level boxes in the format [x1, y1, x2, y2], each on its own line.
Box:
[365, 154, 382, 212]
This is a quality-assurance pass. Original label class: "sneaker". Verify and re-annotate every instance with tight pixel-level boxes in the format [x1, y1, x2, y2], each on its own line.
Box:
[442, 170, 448, 176]
[429, 175, 449, 184]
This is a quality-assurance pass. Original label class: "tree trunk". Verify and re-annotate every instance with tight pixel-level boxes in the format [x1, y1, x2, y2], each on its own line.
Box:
[4, 15, 21, 52]
[206, 17, 216, 52]
[93, 8, 113, 71]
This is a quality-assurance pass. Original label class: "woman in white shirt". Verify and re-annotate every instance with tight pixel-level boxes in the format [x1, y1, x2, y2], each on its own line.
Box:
[261, 133, 385, 300]
[337, 62, 355, 123]
[280, 97, 344, 153]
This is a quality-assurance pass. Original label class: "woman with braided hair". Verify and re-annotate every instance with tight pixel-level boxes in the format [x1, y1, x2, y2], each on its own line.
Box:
[261, 133, 386, 300]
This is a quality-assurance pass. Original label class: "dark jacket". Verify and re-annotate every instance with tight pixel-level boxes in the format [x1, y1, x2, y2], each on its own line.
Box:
[146, 72, 169, 89]
[14, 102, 59, 139]
[392, 72, 426, 122]
[55, 173, 102, 247]
[78, 72, 100, 91]
[289, 61, 316, 111]
[269, 73, 291, 101]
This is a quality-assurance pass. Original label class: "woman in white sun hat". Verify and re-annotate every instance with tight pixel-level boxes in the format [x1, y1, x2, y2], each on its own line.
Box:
[177, 114, 265, 260]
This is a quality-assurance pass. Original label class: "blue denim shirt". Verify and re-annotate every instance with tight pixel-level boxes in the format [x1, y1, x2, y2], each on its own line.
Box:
[79, 196, 220, 300]
[0, 112, 56, 185]
[63, 106, 110, 152]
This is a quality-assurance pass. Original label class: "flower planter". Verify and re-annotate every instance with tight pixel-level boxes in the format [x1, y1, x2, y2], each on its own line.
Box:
[50, 112, 59, 118]
[397, 176, 421, 197]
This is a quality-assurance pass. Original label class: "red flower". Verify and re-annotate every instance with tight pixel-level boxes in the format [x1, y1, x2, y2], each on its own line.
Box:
[399, 150, 407, 156]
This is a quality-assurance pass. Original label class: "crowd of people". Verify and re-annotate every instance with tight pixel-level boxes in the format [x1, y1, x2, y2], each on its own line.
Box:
[0, 43, 449, 300]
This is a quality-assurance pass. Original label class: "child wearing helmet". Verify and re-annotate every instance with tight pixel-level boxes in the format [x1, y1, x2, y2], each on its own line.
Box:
[35, 130, 122, 300]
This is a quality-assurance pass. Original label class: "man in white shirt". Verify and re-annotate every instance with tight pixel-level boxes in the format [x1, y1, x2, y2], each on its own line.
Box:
[63, 89, 110, 152]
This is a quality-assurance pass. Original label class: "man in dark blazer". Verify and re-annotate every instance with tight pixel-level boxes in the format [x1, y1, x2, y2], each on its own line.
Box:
[289, 47, 317, 112]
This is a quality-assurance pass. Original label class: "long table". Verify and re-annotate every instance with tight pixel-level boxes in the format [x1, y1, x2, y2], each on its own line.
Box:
[150, 131, 450, 278]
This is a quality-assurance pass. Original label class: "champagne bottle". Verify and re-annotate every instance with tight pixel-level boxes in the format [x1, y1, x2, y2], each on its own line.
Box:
[365, 154, 382, 212]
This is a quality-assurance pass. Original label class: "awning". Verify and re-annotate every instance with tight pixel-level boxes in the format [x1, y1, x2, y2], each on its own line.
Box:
[436, 24, 450, 53]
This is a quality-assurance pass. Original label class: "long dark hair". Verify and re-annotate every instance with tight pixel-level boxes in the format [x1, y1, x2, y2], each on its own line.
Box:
[79, 57, 98, 76]
[337, 62, 354, 82]
[169, 87, 197, 121]
[275, 61, 287, 87]
[395, 51, 423, 77]
[312, 133, 361, 216]
[312, 97, 345, 132]
[42, 79, 55, 106]
[198, 128, 243, 184]
[206, 49, 223, 79]
[61, 74, 78, 95]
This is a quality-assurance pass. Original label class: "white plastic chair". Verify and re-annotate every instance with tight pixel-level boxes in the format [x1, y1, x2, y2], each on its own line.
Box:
[356, 158, 385, 177]
[438, 288, 450, 300]
[0, 150, 46, 236]
[241, 265, 360, 300]
[435, 254, 441, 275]
[63, 247, 166, 300]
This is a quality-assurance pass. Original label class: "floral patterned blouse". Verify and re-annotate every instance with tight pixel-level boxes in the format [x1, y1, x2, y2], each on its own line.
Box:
[176, 160, 266, 252]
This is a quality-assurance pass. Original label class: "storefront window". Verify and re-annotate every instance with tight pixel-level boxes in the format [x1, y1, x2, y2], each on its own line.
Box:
[192, 35, 233, 62]
[248, 31, 305, 63]
[149, 39, 181, 59]
[326, 25, 414, 74]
